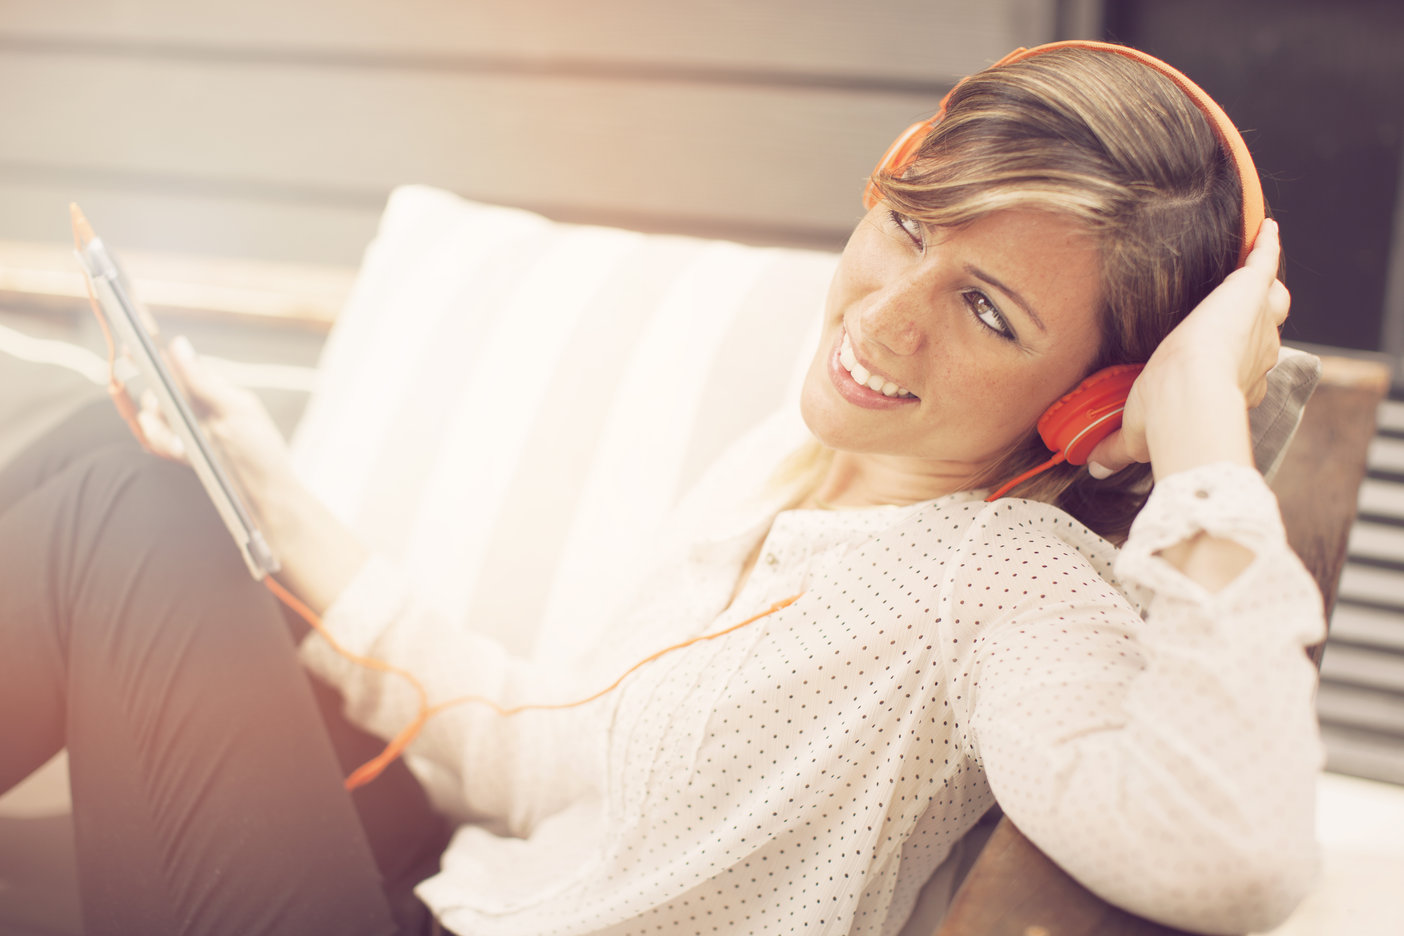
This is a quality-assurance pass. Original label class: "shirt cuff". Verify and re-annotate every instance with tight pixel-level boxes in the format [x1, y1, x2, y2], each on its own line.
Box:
[311, 551, 410, 658]
[1116, 462, 1287, 600]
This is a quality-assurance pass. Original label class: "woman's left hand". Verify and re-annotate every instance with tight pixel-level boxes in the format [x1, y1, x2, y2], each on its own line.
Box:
[136, 336, 302, 522]
[1086, 218, 1291, 480]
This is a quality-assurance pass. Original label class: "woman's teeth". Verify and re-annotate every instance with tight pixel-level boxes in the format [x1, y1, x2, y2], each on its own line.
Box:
[840, 334, 913, 398]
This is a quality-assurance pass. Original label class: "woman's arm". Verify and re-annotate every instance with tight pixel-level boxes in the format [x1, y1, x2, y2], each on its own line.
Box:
[138, 336, 367, 615]
[136, 340, 589, 824]
[955, 221, 1323, 933]
[951, 487, 1325, 935]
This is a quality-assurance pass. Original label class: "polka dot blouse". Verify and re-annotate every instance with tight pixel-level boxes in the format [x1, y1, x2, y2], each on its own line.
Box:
[303, 461, 1326, 936]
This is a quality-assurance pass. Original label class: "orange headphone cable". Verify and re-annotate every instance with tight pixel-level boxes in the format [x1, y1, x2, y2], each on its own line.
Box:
[263, 574, 803, 790]
[984, 452, 1065, 502]
[72, 207, 157, 453]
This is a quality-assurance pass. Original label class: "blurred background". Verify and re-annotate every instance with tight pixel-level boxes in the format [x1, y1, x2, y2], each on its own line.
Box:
[1, 1, 1402, 934]
[0, 0, 1401, 352]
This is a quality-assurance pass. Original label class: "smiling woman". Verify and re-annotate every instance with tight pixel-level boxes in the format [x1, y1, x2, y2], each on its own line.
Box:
[0, 40, 1321, 936]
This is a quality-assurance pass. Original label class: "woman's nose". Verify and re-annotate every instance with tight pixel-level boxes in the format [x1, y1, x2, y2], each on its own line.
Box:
[857, 272, 929, 356]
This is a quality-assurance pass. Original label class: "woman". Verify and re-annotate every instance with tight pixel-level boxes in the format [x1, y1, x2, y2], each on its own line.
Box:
[1, 43, 1321, 936]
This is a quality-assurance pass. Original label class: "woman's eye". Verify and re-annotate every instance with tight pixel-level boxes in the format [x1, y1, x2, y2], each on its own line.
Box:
[964, 291, 1014, 340]
[887, 209, 924, 249]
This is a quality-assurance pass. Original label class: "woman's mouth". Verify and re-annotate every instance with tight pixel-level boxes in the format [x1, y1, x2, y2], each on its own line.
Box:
[839, 333, 915, 397]
[828, 331, 919, 409]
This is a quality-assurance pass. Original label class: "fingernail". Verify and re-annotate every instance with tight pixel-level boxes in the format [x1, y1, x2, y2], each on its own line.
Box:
[171, 336, 194, 362]
[1087, 461, 1114, 480]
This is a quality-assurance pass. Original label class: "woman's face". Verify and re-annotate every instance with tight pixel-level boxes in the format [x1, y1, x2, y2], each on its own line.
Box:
[800, 204, 1106, 482]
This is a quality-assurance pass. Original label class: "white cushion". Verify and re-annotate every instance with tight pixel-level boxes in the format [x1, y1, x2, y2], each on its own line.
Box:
[290, 186, 835, 659]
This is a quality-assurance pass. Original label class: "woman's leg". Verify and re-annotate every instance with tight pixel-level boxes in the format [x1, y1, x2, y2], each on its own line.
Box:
[0, 438, 405, 935]
[0, 396, 135, 516]
[2, 400, 455, 931]
[0, 397, 148, 790]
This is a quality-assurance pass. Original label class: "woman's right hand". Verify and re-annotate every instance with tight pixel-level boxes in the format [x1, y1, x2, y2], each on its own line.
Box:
[1086, 218, 1290, 482]
[1085, 219, 1291, 593]
[138, 337, 367, 615]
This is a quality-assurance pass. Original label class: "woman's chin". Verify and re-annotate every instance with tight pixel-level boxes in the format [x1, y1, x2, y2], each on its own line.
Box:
[797, 394, 878, 456]
[798, 382, 841, 445]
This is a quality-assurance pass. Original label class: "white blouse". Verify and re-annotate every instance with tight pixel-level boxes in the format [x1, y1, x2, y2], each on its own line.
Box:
[301, 454, 1326, 936]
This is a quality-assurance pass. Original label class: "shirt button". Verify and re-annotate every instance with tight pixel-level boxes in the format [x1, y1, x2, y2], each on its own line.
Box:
[764, 552, 779, 566]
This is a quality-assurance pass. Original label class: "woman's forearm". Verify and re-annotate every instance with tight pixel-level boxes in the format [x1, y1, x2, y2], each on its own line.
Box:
[1146, 369, 1259, 591]
[262, 482, 369, 617]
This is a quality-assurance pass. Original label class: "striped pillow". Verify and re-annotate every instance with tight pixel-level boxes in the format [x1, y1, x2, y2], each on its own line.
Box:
[290, 186, 836, 658]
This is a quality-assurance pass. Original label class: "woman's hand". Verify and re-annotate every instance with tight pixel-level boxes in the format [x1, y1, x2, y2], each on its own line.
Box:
[138, 336, 300, 524]
[138, 337, 367, 614]
[1086, 219, 1290, 591]
[1086, 218, 1291, 481]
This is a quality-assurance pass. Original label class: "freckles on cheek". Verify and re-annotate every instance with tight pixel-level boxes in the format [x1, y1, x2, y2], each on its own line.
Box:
[960, 367, 1015, 406]
[967, 368, 1052, 428]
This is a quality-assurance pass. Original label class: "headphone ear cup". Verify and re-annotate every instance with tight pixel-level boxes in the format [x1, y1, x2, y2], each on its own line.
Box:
[863, 117, 940, 210]
[1037, 364, 1144, 465]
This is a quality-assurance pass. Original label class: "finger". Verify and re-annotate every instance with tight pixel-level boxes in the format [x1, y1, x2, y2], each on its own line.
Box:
[169, 335, 205, 386]
[1084, 427, 1149, 479]
[137, 390, 188, 462]
[168, 336, 230, 414]
[138, 390, 185, 459]
[1246, 375, 1269, 409]
[1268, 279, 1290, 326]
[1243, 218, 1281, 278]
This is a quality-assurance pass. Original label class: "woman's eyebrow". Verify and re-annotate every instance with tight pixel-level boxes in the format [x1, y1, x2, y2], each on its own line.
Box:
[964, 263, 1047, 333]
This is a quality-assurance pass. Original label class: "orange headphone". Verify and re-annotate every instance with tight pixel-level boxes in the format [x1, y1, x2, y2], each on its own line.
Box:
[861, 40, 1267, 501]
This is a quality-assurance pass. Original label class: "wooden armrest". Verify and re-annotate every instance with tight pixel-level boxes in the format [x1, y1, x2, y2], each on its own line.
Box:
[933, 816, 1194, 936]
[1269, 354, 1391, 656]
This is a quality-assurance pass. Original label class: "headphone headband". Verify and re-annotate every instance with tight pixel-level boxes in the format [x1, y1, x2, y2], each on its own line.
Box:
[863, 40, 1265, 267]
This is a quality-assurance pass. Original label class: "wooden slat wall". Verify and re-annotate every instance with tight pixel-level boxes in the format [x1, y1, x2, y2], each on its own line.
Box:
[0, 0, 1057, 83]
[0, 0, 1087, 266]
[1320, 393, 1404, 785]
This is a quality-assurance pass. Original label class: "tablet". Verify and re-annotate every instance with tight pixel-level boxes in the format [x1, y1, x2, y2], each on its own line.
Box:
[70, 205, 280, 581]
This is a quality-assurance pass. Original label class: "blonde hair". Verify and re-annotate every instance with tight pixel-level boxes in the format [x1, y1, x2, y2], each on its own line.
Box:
[788, 47, 1253, 542]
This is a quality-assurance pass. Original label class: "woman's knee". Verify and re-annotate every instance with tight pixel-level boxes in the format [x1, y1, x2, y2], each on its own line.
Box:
[0, 397, 134, 517]
[86, 446, 232, 551]
[55, 447, 266, 641]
